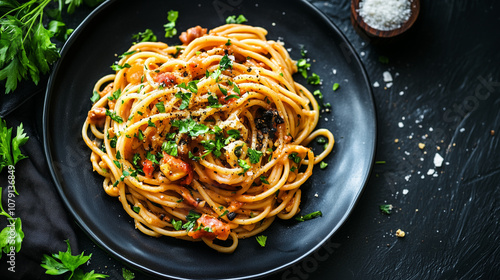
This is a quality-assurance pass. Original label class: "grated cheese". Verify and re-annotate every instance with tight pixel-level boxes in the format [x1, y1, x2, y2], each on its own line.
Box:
[358, 0, 412, 31]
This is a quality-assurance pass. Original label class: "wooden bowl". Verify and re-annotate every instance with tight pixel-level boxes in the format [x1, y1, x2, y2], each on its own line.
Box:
[351, 0, 420, 38]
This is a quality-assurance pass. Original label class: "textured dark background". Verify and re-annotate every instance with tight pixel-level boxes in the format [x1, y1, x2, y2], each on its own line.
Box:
[1, 0, 499, 279]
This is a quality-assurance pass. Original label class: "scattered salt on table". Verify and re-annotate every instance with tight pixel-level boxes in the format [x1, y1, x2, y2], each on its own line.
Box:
[358, 0, 412, 31]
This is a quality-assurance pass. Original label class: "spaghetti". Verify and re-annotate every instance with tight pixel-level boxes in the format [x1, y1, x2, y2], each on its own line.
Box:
[82, 24, 334, 253]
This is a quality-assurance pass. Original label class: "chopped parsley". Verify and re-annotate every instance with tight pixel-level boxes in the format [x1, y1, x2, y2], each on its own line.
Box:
[110, 63, 131, 71]
[238, 159, 251, 172]
[132, 29, 157, 42]
[288, 152, 302, 164]
[174, 91, 192, 110]
[147, 119, 156, 127]
[255, 235, 267, 247]
[119, 50, 138, 59]
[107, 88, 121, 101]
[171, 219, 182, 231]
[219, 54, 233, 71]
[226, 14, 248, 24]
[182, 210, 201, 232]
[171, 118, 209, 137]
[105, 110, 123, 123]
[379, 204, 393, 215]
[260, 176, 269, 184]
[133, 206, 141, 214]
[320, 161, 328, 169]
[164, 10, 178, 38]
[248, 148, 263, 164]
[332, 82, 340, 91]
[297, 59, 310, 78]
[155, 101, 166, 113]
[307, 73, 321, 85]
[90, 90, 100, 103]
[207, 93, 222, 108]
[295, 210, 322, 222]
[162, 141, 178, 156]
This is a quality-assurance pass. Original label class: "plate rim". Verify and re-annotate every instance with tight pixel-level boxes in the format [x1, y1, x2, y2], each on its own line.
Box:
[43, 0, 377, 279]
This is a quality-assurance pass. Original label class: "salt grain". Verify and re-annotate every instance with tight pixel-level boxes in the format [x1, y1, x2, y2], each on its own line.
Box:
[358, 0, 412, 31]
[383, 71, 393, 82]
[434, 153, 444, 167]
[373, 81, 380, 87]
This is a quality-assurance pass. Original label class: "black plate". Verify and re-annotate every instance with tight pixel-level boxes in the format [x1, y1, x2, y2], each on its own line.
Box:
[43, 0, 376, 279]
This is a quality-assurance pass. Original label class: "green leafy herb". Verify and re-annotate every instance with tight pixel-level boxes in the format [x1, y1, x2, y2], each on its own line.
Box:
[105, 110, 123, 123]
[162, 141, 178, 156]
[332, 82, 340, 91]
[122, 268, 135, 280]
[155, 101, 166, 113]
[248, 148, 263, 164]
[296, 59, 310, 79]
[307, 73, 321, 85]
[111, 63, 131, 71]
[90, 91, 100, 103]
[132, 29, 157, 42]
[288, 152, 302, 164]
[207, 93, 222, 108]
[219, 54, 233, 71]
[313, 89, 323, 99]
[145, 151, 159, 165]
[171, 219, 182, 231]
[107, 89, 121, 101]
[40, 240, 108, 279]
[133, 206, 141, 214]
[0, 119, 29, 173]
[295, 210, 322, 222]
[119, 50, 137, 59]
[147, 119, 156, 127]
[0, 188, 24, 257]
[255, 235, 267, 247]
[225, 94, 240, 100]
[164, 10, 178, 38]
[174, 91, 192, 110]
[182, 210, 201, 232]
[375, 160, 386, 164]
[238, 159, 251, 172]
[320, 161, 328, 169]
[226, 15, 248, 24]
[225, 39, 231, 46]
[171, 118, 209, 137]
[260, 176, 269, 184]
[225, 129, 240, 144]
[379, 204, 393, 215]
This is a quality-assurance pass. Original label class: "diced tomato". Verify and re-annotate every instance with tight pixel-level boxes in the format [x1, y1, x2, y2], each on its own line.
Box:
[153, 73, 177, 87]
[187, 214, 231, 241]
[160, 153, 193, 185]
[142, 159, 154, 178]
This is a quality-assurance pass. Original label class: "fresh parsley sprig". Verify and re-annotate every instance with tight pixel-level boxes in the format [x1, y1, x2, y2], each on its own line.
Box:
[41, 240, 108, 279]
[0, 118, 29, 173]
[0, 0, 103, 94]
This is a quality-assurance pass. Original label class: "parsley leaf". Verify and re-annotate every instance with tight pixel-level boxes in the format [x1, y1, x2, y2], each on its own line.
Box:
[182, 210, 201, 232]
[164, 10, 178, 38]
[105, 110, 123, 123]
[288, 152, 302, 164]
[171, 219, 182, 231]
[162, 141, 178, 156]
[320, 161, 328, 169]
[90, 91, 100, 103]
[295, 210, 322, 222]
[110, 63, 131, 71]
[379, 204, 393, 215]
[307, 73, 321, 85]
[0, 118, 29, 172]
[122, 268, 135, 280]
[219, 54, 233, 70]
[296, 59, 310, 79]
[132, 29, 157, 42]
[248, 148, 263, 164]
[174, 91, 192, 110]
[207, 93, 222, 108]
[238, 159, 251, 172]
[171, 118, 209, 137]
[40, 240, 108, 279]
[332, 82, 340, 91]
[0, 188, 24, 257]
[226, 15, 248, 24]
[255, 235, 267, 247]
[155, 101, 166, 113]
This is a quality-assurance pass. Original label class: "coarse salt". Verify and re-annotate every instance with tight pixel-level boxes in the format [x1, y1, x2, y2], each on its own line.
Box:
[358, 0, 412, 31]
[434, 153, 444, 167]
